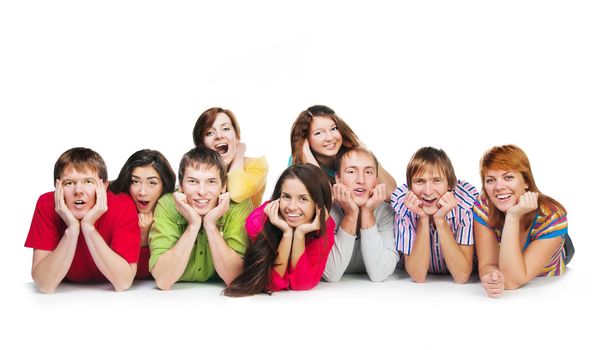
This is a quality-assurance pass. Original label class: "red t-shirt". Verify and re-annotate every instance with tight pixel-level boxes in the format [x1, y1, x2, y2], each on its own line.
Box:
[25, 191, 141, 283]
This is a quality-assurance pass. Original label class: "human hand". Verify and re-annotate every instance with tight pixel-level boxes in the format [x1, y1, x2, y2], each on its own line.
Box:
[203, 192, 230, 227]
[301, 139, 318, 165]
[295, 208, 324, 237]
[173, 191, 202, 227]
[364, 183, 386, 211]
[234, 142, 246, 161]
[404, 191, 426, 218]
[138, 212, 154, 246]
[433, 191, 458, 220]
[507, 191, 539, 218]
[333, 183, 359, 215]
[54, 180, 80, 233]
[265, 199, 292, 234]
[81, 181, 108, 234]
[481, 270, 504, 298]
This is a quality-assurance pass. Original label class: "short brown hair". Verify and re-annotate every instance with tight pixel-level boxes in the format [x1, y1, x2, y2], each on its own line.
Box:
[53, 147, 108, 183]
[178, 147, 227, 185]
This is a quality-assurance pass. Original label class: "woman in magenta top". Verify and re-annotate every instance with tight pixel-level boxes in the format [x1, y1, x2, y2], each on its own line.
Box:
[224, 163, 334, 296]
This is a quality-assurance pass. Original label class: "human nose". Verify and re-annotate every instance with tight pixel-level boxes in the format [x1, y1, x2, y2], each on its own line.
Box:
[357, 171, 365, 184]
[74, 181, 84, 194]
[138, 182, 147, 195]
[424, 181, 432, 194]
[324, 131, 333, 141]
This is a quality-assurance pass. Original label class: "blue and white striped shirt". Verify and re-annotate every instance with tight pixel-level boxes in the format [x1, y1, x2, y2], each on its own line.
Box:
[390, 180, 479, 274]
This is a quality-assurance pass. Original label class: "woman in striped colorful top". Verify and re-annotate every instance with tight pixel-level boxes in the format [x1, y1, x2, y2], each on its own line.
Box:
[391, 147, 479, 284]
[473, 144, 572, 298]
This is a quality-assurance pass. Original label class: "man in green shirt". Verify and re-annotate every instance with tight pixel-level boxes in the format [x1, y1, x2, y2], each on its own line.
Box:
[149, 147, 253, 290]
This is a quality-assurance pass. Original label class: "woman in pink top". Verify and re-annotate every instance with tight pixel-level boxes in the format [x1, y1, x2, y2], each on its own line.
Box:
[224, 164, 334, 296]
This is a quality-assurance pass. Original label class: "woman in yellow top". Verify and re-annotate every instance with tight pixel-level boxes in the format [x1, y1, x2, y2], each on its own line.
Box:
[193, 107, 268, 207]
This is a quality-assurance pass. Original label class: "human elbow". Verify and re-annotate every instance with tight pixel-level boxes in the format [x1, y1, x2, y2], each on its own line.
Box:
[153, 275, 175, 291]
[409, 271, 427, 283]
[36, 283, 58, 294]
[112, 279, 133, 292]
[452, 271, 471, 284]
[504, 279, 523, 290]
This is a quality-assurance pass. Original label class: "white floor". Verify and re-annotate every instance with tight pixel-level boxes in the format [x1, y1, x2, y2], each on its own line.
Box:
[10, 264, 595, 350]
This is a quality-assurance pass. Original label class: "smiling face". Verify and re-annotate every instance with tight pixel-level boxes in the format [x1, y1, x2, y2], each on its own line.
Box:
[336, 151, 378, 207]
[410, 165, 449, 216]
[129, 165, 163, 214]
[180, 165, 224, 216]
[60, 166, 101, 219]
[308, 116, 343, 158]
[483, 168, 528, 213]
[203, 113, 238, 168]
[279, 178, 316, 228]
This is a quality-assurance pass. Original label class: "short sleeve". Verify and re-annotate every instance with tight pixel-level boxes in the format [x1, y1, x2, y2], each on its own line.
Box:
[149, 194, 185, 270]
[473, 195, 491, 228]
[25, 192, 63, 251]
[107, 193, 141, 263]
[227, 156, 268, 207]
[390, 184, 416, 254]
[221, 199, 253, 256]
[244, 201, 269, 241]
[532, 206, 568, 240]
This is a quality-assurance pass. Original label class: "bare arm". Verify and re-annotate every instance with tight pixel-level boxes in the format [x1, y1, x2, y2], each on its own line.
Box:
[377, 164, 397, 202]
[151, 223, 200, 290]
[151, 192, 202, 290]
[31, 236, 78, 294]
[80, 183, 136, 291]
[402, 191, 431, 283]
[474, 220, 504, 298]
[264, 200, 294, 278]
[433, 192, 473, 283]
[404, 216, 431, 283]
[434, 217, 473, 283]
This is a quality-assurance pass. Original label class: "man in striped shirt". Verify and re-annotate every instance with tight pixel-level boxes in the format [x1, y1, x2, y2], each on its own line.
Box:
[390, 147, 478, 283]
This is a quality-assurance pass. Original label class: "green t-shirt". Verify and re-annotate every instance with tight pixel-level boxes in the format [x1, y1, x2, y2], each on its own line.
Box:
[148, 193, 253, 282]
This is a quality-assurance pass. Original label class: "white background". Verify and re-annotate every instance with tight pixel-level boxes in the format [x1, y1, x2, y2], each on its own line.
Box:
[1, 1, 596, 349]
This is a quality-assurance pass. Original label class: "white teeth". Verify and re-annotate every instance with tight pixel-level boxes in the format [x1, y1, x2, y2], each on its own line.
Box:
[75, 200, 84, 205]
[496, 194, 511, 200]
[287, 213, 301, 218]
[194, 199, 209, 204]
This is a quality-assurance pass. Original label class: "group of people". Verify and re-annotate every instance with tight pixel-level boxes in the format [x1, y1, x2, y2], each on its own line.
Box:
[24, 105, 574, 298]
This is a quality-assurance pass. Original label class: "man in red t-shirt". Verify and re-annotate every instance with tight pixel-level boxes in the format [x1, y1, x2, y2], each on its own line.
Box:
[25, 147, 140, 293]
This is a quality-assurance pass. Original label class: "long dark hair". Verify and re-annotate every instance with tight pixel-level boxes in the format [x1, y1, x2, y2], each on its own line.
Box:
[109, 149, 176, 196]
[223, 164, 332, 297]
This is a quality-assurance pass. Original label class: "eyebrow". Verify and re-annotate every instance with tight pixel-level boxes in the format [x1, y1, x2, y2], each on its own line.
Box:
[132, 175, 160, 180]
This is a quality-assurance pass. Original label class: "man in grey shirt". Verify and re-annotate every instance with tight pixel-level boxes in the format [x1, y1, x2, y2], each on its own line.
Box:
[323, 147, 400, 282]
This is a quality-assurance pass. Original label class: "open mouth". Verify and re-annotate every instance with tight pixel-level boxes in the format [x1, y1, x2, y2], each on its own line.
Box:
[193, 198, 210, 207]
[353, 188, 367, 196]
[215, 143, 229, 155]
[137, 200, 150, 208]
[74, 200, 86, 208]
[285, 212, 303, 222]
[495, 193, 513, 201]
[421, 197, 437, 205]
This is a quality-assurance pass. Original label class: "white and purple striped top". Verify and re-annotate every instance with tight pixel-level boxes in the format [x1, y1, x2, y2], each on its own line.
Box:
[390, 180, 479, 274]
